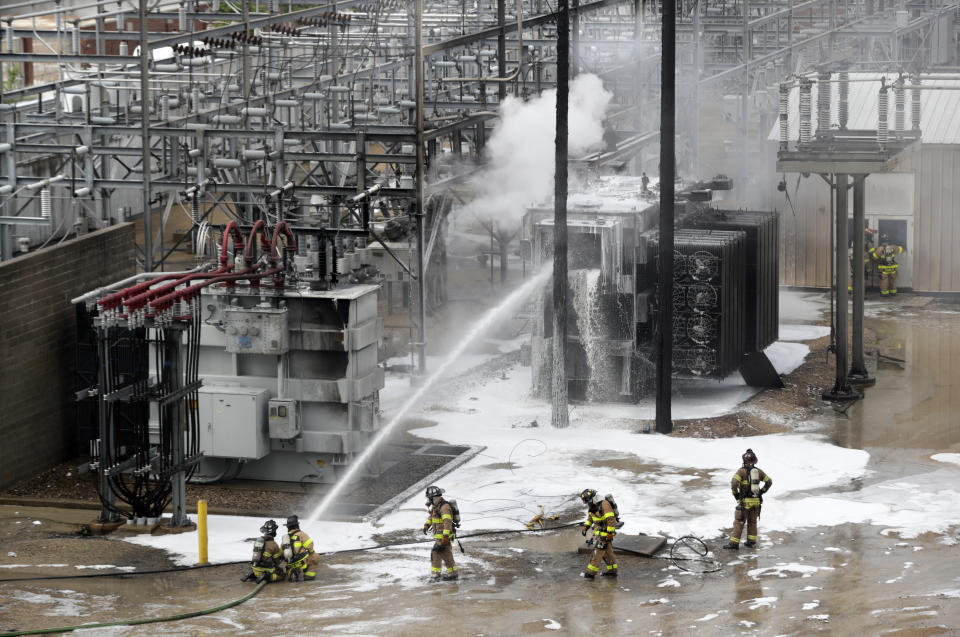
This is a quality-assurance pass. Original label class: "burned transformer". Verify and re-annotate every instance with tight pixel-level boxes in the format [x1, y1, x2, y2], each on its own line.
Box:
[521, 175, 780, 402]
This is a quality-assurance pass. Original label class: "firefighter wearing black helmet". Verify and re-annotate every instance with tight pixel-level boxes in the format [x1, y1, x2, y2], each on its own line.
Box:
[724, 449, 772, 550]
[241, 519, 285, 583]
[423, 485, 457, 581]
[282, 514, 320, 581]
[578, 488, 618, 579]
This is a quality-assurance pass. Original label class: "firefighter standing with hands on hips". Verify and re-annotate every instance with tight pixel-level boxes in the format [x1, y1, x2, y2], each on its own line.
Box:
[578, 488, 619, 579]
[423, 485, 458, 581]
[241, 519, 285, 583]
[724, 449, 772, 550]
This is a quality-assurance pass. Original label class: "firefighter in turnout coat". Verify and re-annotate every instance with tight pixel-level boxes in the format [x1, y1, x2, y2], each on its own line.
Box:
[282, 515, 321, 581]
[579, 488, 618, 578]
[241, 519, 285, 582]
[724, 449, 772, 549]
[423, 485, 458, 581]
[870, 234, 905, 296]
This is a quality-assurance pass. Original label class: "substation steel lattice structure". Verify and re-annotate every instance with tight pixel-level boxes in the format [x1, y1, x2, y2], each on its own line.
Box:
[2, 0, 958, 503]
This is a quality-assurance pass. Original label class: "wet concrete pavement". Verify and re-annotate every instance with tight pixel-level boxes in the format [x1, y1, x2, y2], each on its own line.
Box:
[2, 295, 959, 636]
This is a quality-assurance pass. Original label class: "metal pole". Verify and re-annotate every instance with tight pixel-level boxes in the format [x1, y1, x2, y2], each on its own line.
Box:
[849, 174, 873, 384]
[551, 0, 570, 429]
[96, 332, 118, 522]
[823, 173, 857, 400]
[655, 0, 675, 434]
[164, 326, 189, 526]
[497, 0, 507, 102]
[139, 0, 153, 271]
[415, 0, 427, 375]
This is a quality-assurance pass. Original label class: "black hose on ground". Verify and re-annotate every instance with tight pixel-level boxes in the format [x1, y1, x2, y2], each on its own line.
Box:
[0, 580, 267, 637]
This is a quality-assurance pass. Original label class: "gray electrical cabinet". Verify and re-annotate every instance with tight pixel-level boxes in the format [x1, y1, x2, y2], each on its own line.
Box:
[198, 386, 271, 459]
[223, 306, 289, 354]
[268, 398, 299, 439]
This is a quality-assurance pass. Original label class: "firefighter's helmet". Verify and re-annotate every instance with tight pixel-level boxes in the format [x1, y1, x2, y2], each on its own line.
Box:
[425, 485, 444, 499]
[260, 519, 278, 538]
[579, 488, 598, 504]
[742, 449, 758, 467]
[285, 515, 300, 530]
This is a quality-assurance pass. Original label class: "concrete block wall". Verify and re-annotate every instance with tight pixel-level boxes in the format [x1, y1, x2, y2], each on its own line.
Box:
[0, 224, 135, 491]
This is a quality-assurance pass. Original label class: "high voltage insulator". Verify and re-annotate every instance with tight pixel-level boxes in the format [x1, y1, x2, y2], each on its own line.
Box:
[894, 77, 905, 135]
[817, 70, 831, 134]
[798, 78, 812, 145]
[778, 82, 789, 149]
[838, 71, 849, 130]
[911, 75, 921, 131]
[878, 82, 889, 148]
[40, 187, 52, 219]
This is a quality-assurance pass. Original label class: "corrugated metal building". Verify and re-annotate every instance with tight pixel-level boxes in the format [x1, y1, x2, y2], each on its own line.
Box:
[766, 73, 960, 293]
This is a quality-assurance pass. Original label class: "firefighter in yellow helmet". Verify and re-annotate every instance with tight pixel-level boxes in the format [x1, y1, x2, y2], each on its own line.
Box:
[423, 485, 458, 581]
[282, 515, 321, 581]
[578, 488, 619, 579]
[724, 449, 772, 550]
[241, 519, 285, 583]
[869, 234, 905, 296]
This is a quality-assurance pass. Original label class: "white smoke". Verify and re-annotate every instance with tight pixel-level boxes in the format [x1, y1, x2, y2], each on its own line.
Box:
[458, 73, 613, 228]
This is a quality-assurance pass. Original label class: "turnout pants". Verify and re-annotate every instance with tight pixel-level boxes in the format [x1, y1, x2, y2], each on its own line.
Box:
[730, 505, 760, 544]
[586, 542, 618, 575]
[879, 265, 898, 295]
[431, 542, 456, 576]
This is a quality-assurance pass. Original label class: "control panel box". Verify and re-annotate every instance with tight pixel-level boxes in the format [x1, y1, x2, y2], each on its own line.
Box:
[198, 385, 270, 459]
[268, 399, 300, 440]
[223, 306, 288, 355]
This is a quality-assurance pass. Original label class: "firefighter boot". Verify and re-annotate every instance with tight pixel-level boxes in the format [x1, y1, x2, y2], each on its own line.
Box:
[429, 573, 442, 582]
[442, 572, 459, 581]
[723, 541, 740, 550]
[241, 572, 256, 582]
[580, 571, 596, 580]
[744, 540, 757, 548]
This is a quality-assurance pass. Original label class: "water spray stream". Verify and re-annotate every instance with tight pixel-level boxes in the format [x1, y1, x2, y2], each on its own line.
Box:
[309, 268, 552, 521]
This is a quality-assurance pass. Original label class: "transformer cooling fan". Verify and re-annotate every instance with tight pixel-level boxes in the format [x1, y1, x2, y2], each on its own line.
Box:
[687, 283, 719, 313]
[687, 315, 718, 346]
[688, 250, 719, 282]
[688, 349, 717, 376]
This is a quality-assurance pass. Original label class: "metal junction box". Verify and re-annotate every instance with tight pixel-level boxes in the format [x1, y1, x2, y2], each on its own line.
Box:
[223, 306, 289, 354]
[268, 399, 300, 439]
[198, 386, 270, 459]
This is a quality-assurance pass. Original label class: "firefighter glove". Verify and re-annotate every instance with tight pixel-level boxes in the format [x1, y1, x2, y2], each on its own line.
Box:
[422, 523, 431, 534]
[581, 525, 589, 536]
[732, 492, 740, 502]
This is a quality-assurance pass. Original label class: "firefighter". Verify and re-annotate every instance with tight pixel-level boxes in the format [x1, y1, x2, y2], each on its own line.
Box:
[422, 485, 458, 581]
[578, 488, 618, 579]
[848, 228, 875, 292]
[241, 519, 285, 583]
[870, 234, 905, 296]
[282, 514, 321, 581]
[724, 449, 772, 550]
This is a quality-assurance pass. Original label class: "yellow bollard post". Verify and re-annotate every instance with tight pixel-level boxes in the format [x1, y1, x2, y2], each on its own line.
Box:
[197, 499, 208, 565]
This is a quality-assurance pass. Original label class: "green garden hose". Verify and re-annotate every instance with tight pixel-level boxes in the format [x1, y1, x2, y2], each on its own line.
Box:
[0, 580, 267, 636]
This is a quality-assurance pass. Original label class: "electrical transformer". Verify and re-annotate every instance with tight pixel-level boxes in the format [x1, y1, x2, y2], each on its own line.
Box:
[521, 176, 781, 402]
